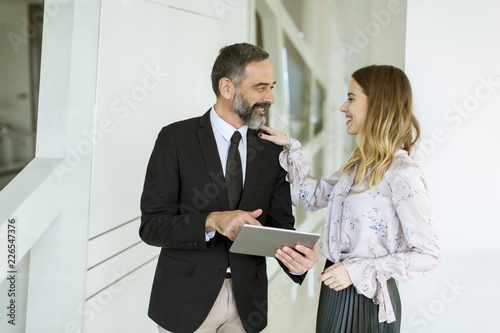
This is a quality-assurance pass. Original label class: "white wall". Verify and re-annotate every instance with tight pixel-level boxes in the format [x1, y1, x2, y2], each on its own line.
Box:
[402, 1, 500, 332]
[366, 0, 406, 69]
[84, 0, 249, 332]
[334, 0, 407, 75]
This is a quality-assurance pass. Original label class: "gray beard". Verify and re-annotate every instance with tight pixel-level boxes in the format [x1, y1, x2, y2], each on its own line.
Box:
[233, 90, 268, 130]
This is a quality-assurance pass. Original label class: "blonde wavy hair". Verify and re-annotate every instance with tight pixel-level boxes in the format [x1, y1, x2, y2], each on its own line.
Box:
[341, 65, 420, 187]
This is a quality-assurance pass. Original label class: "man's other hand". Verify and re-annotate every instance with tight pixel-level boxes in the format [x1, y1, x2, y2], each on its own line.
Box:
[275, 244, 318, 274]
[206, 209, 262, 241]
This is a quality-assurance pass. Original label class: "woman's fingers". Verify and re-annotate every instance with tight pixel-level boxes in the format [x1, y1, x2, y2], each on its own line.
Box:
[318, 262, 353, 291]
[260, 125, 273, 134]
[258, 126, 288, 147]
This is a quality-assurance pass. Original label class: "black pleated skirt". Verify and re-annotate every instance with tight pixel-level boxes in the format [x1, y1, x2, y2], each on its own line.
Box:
[316, 261, 401, 333]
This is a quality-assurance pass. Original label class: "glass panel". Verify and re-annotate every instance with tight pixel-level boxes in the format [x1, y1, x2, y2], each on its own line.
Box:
[312, 80, 325, 135]
[0, 2, 42, 190]
[283, 35, 310, 142]
[313, 148, 323, 182]
[282, 0, 304, 33]
[255, 11, 264, 49]
[29, 4, 43, 132]
[294, 201, 306, 225]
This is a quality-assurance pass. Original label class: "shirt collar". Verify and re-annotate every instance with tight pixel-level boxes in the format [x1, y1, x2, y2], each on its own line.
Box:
[210, 106, 248, 142]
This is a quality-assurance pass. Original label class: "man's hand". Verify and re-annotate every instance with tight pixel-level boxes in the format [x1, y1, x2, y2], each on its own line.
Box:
[206, 209, 262, 241]
[275, 244, 318, 274]
[318, 262, 352, 291]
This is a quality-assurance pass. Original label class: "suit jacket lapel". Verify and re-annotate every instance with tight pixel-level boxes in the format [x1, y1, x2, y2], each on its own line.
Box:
[239, 129, 262, 209]
[197, 110, 230, 211]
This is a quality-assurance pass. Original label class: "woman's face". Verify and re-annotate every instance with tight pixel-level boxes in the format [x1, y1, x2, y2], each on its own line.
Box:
[340, 78, 368, 135]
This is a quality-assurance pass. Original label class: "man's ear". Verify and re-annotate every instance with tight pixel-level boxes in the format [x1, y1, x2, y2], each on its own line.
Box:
[219, 77, 235, 100]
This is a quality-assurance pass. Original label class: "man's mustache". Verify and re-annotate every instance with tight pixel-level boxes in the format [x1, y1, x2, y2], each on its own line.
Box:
[253, 102, 271, 111]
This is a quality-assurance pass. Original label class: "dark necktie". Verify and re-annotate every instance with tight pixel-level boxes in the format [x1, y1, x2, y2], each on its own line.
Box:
[226, 131, 242, 210]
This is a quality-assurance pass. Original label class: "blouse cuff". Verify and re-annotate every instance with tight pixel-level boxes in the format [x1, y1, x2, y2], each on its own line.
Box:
[375, 273, 396, 323]
[279, 135, 302, 171]
[278, 134, 303, 206]
[287, 133, 302, 152]
[343, 259, 396, 323]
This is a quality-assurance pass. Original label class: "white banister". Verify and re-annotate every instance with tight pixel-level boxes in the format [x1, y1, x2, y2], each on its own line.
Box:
[0, 158, 63, 282]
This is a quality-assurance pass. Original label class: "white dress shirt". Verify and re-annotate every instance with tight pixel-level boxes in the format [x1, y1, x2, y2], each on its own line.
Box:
[205, 107, 248, 241]
[210, 107, 248, 182]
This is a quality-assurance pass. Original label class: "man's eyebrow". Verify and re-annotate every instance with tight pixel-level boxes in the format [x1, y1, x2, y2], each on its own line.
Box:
[251, 81, 277, 87]
[348, 92, 356, 97]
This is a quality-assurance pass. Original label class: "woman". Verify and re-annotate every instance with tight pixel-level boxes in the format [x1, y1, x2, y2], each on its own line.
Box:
[260, 65, 440, 332]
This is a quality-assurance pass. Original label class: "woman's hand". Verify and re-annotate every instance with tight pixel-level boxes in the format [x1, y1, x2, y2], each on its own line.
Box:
[258, 125, 289, 149]
[318, 262, 353, 291]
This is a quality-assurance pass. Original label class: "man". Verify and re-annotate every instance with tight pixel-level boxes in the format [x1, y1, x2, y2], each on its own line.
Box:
[140, 43, 318, 333]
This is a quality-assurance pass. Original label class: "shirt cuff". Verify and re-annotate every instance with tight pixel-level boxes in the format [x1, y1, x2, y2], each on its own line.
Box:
[205, 230, 216, 242]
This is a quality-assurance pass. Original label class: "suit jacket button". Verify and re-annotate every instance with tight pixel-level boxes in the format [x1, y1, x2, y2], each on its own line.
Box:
[218, 269, 225, 276]
[193, 241, 198, 246]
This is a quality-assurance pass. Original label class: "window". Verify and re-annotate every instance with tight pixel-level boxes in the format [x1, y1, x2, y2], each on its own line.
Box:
[283, 35, 310, 142]
[0, 2, 42, 189]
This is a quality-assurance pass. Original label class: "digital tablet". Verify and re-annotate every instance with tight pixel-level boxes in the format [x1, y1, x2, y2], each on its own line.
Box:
[229, 224, 320, 257]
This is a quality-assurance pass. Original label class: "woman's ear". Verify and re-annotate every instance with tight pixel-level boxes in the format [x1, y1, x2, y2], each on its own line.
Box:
[219, 77, 235, 100]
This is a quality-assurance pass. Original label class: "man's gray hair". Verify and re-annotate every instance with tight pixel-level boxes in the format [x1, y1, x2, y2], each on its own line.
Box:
[211, 43, 269, 96]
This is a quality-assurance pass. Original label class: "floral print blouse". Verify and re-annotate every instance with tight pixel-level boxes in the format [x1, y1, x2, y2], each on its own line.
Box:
[280, 137, 440, 323]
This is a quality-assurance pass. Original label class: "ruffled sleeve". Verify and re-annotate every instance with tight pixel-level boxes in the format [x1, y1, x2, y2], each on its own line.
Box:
[279, 135, 342, 210]
[342, 155, 440, 323]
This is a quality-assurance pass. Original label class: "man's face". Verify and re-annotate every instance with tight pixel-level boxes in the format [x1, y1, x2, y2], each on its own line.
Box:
[233, 60, 276, 130]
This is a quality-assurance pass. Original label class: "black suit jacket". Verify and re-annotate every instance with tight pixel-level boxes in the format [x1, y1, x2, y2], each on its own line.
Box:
[140, 110, 304, 333]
